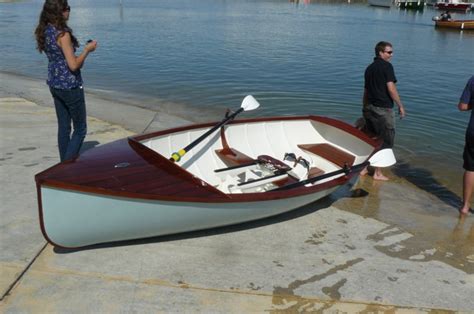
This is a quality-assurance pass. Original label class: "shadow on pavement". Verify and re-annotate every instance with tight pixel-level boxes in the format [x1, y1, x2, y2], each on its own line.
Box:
[392, 160, 462, 210]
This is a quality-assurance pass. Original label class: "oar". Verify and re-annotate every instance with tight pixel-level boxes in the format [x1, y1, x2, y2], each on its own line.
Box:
[170, 95, 260, 163]
[270, 148, 396, 192]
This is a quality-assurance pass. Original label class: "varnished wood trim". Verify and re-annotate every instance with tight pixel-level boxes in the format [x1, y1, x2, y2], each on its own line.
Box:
[308, 167, 325, 179]
[37, 169, 357, 203]
[215, 148, 255, 166]
[220, 127, 230, 151]
[36, 116, 375, 203]
[36, 184, 70, 248]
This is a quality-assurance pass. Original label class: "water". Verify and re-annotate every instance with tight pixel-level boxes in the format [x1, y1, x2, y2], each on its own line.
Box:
[1, 0, 473, 203]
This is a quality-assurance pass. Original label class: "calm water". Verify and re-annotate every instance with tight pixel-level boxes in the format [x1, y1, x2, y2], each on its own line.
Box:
[1, 0, 473, 203]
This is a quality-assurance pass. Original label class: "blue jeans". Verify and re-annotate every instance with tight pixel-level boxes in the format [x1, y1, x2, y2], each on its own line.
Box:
[49, 86, 87, 162]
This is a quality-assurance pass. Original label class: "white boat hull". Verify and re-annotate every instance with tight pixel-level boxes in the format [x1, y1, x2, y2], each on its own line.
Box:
[40, 185, 337, 248]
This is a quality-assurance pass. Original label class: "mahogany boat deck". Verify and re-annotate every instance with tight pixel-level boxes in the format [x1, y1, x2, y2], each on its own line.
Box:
[35, 138, 228, 199]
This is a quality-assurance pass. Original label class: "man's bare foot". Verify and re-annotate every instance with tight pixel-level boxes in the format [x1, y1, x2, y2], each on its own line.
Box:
[459, 206, 471, 215]
[373, 173, 389, 181]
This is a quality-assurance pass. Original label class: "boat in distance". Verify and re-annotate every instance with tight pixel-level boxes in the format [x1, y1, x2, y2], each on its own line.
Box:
[368, 0, 393, 8]
[434, 19, 474, 29]
[35, 114, 383, 248]
[434, 1, 473, 11]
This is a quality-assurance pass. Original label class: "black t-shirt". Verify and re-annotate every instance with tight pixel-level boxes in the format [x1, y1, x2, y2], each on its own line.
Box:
[460, 76, 474, 135]
[364, 57, 397, 108]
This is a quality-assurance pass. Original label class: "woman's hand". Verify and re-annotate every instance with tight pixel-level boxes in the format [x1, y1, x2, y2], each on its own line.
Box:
[85, 40, 98, 53]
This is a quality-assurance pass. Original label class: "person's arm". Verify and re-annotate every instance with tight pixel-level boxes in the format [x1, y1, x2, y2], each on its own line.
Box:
[363, 88, 369, 106]
[57, 32, 97, 72]
[387, 81, 406, 118]
[458, 102, 472, 111]
[458, 78, 473, 111]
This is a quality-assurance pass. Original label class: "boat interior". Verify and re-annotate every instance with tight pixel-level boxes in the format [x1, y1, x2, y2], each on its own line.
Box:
[141, 119, 374, 194]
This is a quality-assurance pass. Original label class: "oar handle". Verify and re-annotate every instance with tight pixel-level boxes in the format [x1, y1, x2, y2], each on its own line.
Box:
[170, 107, 244, 163]
[271, 161, 369, 192]
[170, 149, 186, 163]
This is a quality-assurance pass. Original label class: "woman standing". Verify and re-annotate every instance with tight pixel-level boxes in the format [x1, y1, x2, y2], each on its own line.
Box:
[35, 0, 97, 162]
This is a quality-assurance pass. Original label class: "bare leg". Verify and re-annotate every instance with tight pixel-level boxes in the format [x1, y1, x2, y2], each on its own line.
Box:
[460, 170, 474, 215]
[373, 167, 389, 181]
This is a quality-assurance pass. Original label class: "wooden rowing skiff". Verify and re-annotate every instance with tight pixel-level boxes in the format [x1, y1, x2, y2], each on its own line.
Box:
[35, 115, 382, 248]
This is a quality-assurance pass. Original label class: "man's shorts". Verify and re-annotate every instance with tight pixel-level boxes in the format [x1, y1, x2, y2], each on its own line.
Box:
[464, 132, 474, 171]
[363, 104, 395, 149]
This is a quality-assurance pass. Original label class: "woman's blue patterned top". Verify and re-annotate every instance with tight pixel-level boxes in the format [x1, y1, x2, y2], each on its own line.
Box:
[44, 24, 82, 89]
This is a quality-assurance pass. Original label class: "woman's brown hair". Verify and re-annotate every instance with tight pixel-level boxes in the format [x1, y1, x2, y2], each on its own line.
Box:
[35, 0, 79, 53]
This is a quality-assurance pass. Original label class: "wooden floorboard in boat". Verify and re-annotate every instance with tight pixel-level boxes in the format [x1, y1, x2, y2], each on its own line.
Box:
[298, 143, 355, 168]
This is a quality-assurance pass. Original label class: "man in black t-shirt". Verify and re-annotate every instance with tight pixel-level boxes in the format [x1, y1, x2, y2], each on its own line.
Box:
[458, 76, 474, 215]
[361, 41, 406, 181]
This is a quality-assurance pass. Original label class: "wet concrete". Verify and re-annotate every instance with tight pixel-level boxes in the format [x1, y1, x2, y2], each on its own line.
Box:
[335, 177, 474, 275]
[0, 72, 473, 312]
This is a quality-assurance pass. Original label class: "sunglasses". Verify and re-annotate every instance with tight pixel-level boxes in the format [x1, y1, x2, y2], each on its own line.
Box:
[284, 153, 310, 169]
[384, 50, 393, 55]
[64, 5, 71, 12]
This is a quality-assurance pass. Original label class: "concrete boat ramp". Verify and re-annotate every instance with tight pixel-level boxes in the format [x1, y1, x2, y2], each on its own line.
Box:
[0, 74, 473, 313]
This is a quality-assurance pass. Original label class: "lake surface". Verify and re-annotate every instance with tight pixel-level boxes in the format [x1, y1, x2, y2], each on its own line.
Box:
[1, 0, 473, 205]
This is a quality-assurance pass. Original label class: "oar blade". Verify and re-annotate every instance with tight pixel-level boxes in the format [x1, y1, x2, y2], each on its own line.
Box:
[241, 95, 260, 111]
[368, 149, 396, 168]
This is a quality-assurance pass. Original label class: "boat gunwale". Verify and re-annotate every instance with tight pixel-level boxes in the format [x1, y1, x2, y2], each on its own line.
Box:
[35, 115, 380, 203]
[132, 115, 380, 146]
